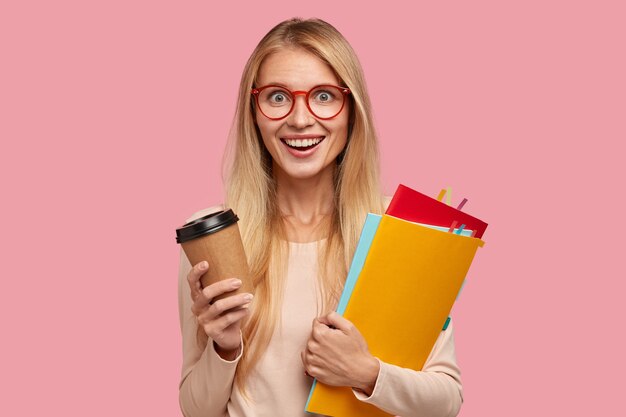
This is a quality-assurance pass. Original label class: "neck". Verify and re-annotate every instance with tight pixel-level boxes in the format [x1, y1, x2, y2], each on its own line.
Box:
[274, 165, 336, 242]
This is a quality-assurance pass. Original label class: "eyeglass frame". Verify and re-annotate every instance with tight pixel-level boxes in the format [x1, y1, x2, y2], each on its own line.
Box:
[250, 84, 351, 121]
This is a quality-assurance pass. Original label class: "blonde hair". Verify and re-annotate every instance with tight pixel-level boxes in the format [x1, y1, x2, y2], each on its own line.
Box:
[221, 17, 385, 393]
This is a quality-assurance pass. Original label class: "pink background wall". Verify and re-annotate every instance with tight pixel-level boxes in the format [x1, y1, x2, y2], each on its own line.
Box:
[2, 0, 624, 415]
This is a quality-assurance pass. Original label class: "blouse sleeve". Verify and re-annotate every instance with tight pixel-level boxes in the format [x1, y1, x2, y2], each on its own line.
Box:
[352, 319, 463, 417]
[177, 206, 243, 417]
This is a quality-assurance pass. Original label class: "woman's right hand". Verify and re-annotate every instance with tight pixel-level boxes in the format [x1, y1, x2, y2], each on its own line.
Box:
[187, 260, 252, 356]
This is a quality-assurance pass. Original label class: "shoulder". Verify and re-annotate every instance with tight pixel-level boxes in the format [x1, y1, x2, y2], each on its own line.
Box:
[382, 195, 392, 212]
[184, 203, 226, 223]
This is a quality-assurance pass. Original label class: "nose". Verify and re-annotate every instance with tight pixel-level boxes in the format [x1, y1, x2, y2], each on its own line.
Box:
[286, 93, 315, 129]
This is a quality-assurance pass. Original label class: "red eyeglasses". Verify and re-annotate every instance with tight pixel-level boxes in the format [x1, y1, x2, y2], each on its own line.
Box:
[251, 84, 351, 120]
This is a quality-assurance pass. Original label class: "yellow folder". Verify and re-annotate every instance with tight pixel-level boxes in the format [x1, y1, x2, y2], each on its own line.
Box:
[306, 214, 484, 417]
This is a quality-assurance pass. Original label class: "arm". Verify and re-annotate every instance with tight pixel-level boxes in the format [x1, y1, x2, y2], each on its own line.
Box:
[303, 313, 462, 417]
[178, 244, 243, 417]
[352, 319, 463, 417]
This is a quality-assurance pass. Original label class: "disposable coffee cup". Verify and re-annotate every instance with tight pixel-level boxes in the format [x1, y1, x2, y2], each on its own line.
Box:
[176, 209, 252, 303]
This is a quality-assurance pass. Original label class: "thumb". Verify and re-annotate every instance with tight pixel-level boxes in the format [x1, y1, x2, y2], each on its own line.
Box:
[324, 311, 352, 332]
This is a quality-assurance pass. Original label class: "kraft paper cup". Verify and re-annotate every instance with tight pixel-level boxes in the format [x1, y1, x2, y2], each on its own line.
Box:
[176, 209, 252, 303]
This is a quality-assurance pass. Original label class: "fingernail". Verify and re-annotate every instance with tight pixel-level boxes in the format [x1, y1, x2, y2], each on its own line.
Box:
[232, 279, 242, 287]
[243, 293, 253, 302]
[199, 261, 208, 270]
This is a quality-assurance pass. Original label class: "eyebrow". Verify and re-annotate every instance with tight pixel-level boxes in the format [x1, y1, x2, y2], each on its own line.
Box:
[259, 81, 338, 89]
[262, 82, 290, 88]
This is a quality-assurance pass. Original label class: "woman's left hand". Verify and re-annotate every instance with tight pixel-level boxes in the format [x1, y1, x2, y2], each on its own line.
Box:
[301, 311, 380, 395]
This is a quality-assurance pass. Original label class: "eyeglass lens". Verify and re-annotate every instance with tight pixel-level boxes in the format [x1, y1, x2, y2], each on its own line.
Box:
[257, 86, 345, 119]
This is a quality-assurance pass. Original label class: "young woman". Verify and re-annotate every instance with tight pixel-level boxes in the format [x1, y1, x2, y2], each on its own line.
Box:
[178, 17, 463, 417]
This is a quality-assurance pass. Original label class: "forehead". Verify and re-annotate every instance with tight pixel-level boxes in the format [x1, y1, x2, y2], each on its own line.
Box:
[256, 47, 341, 89]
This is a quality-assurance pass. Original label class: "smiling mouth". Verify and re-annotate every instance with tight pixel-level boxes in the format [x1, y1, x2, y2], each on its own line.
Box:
[280, 136, 325, 151]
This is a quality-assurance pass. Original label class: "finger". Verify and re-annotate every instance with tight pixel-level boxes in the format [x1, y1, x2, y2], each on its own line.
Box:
[301, 350, 310, 371]
[317, 314, 332, 326]
[307, 339, 320, 355]
[192, 278, 243, 316]
[314, 316, 331, 329]
[208, 293, 253, 317]
[211, 306, 250, 333]
[187, 261, 209, 301]
[202, 278, 243, 303]
[324, 311, 354, 333]
[311, 320, 329, 341]
[197, 287, 253, 323]
[301, 352, 311, 377]
[202, 307, 249, 342]
[316, 315, 339, 331]
[307, 365, 322, 379]
[193, 278, 243, 315]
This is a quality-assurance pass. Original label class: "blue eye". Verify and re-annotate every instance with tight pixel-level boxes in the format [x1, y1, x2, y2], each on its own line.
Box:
[312, 89, 336, 103]
[266, 89, 291, 105]
[271, 93, 285, 102]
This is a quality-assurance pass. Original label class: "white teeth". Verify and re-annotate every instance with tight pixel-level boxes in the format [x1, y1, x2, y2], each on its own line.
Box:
[284, 137, 324, 148]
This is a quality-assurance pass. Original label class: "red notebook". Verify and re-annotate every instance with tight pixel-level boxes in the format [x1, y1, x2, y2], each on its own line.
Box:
[386, 184, 488, 239]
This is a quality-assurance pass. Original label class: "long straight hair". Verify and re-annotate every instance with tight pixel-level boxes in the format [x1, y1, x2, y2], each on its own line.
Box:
[221, 17, 385, 393]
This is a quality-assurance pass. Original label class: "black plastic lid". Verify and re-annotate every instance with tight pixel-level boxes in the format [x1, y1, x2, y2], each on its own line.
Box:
[175, 209, 239, 244]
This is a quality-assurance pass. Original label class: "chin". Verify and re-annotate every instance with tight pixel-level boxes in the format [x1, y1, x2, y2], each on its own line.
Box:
[285, 168, 324, 180]
[279, 162, 334, 181]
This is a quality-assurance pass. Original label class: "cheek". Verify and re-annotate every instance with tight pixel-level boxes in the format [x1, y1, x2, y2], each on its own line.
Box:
[335, 116, 350, 143]
[256, 121, 273, 146]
